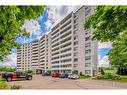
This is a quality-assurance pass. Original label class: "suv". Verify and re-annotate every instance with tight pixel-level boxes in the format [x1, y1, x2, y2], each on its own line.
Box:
[59, 73, 68, 78]
[0, 71, 32, 82]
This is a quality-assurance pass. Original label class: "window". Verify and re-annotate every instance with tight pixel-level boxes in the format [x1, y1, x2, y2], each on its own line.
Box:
[74, 24, 78, 29]
[85, 29, 91, 35]
[74, 58, 78, 62]
[85, 36, 90, 41]
[85, 56, 91, 60]
[61, 64, 72, 68]
[74, 29, 78, 34]
[52, 66, 59, 68]
[60, 53, 71, 58]
[85, 70, 91, 75]
[85, 49, 91, 54]
[85, 6, 91, 17]
[85, 63, 91, 67]
[61, 59, 71, 63]
[74, 19, 77, 23]
[74, 52, 78, 57]
[74, 47, 78, 51]
[74, 35, 78, 40]
[85, 42, 91, 48]
[74, 41, 78, 45]
[52, 61, 59, 64]
[74, 64, 78, 67]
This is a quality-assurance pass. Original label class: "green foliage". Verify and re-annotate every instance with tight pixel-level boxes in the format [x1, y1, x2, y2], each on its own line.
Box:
[93, 73, 121, 80]
[80, 75, 90, 79]
[84, 6, 127, 42]
[11, 85, 21, 89]
[120, 76, 127, 80]
[25, 69, 33, 74]
[0, 6, 45, 61]
[109, 31, 127, 69]
[84, 6, 127, 69]
[47, 70, 51, 75]
[100, 68, 105, 75]
[80, 72, 83, 76]
[0, 78, 9, 89]
[0, 67, 16, 72]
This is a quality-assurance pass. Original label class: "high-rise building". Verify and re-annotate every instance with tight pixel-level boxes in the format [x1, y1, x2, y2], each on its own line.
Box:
[17, 6, 98, 76]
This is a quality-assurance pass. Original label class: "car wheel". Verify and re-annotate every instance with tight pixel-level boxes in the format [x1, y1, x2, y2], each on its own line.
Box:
[27, 76, 32, 80]
[7, 77, 12, 82]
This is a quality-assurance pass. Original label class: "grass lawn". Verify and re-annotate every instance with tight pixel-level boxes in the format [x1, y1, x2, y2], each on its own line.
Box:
[80, 75, 90, 79]
[0, 77, 9, 89]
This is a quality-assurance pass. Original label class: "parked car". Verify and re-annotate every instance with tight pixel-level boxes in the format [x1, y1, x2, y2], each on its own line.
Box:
[51, 72, 60, 77]
[59, 73, 68, 78]
[0, 71, 32, 82]
[68, 74, 79, 79]
[42, 72, 51, 76]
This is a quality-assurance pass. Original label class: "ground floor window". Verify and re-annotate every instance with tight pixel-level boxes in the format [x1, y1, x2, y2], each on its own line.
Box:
[85, 70, 91, 75]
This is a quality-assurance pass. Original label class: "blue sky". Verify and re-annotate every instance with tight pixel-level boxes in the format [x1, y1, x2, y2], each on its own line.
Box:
[0, 6, 112, 68]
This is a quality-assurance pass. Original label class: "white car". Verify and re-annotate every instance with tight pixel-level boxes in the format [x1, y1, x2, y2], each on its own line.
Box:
[68, 74, 79, 79]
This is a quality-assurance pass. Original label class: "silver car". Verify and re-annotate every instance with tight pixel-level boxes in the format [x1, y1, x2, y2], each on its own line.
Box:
[68, 74, 79, 79]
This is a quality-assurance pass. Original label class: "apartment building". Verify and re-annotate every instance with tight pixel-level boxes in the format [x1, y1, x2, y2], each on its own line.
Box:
[17, 6, 98, 76]
[17, 43, 32, 71]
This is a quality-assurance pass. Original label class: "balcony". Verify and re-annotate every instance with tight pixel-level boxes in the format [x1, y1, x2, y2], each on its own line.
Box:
[60, 19, 72, 29]
[60, 13, 72, 25]
[60, 25, 72, 35]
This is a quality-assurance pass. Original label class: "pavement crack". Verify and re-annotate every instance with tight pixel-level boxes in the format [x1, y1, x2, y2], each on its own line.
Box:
[74, 81, 89, 89]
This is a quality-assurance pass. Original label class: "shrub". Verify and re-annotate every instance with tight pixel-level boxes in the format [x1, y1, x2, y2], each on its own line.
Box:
[100, 68, 105, 75]
[0, 78, 9, 89]
[93, 73, 121, 80]
[47, 70, 51, 75]
[80, 75, 90, 79]
[80, 72, 83, 76]
[25, 69, 33, 74]
[11, 85, 21, 89]
[121, 76, 127, 80]
[95, 75, 105, 79]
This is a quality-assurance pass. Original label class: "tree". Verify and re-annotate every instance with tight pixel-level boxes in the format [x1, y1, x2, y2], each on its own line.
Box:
[109, 31, 127, 75]
[84, 6, 127, 42]
[0, 66, 16, 72]
[100, 67, 105, 75]
[0, 6, 45, 61]
[84, 6, 127, 75]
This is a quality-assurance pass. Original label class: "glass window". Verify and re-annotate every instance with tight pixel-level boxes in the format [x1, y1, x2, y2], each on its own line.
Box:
[85, 36, 90, 41]
[85, 70, 91, 74]
[85, 49, 91, 54]
[85, 56, 91, 60]
[74, 58, 78, 62]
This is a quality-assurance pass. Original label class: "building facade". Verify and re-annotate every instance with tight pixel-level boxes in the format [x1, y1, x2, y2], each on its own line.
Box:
[17, 6, 98, 76]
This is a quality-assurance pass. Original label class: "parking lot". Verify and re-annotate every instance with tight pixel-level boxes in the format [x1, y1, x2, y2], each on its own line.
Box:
[8, 75, 127, 89]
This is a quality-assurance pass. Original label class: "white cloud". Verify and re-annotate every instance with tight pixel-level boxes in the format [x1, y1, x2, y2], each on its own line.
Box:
[0, 53, 17, 68]
[22, 19, 41, 36]
[99, 56, 109, 67]
[98, 55, 101, 60]
[99, 42, 112, 49]
[45, 6, 81, 31]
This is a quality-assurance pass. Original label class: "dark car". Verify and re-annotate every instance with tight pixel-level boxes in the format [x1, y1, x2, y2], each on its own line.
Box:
[0, 71, 32, 82]
[42, 72, 51, 76]
[59, 73, 68, 78]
